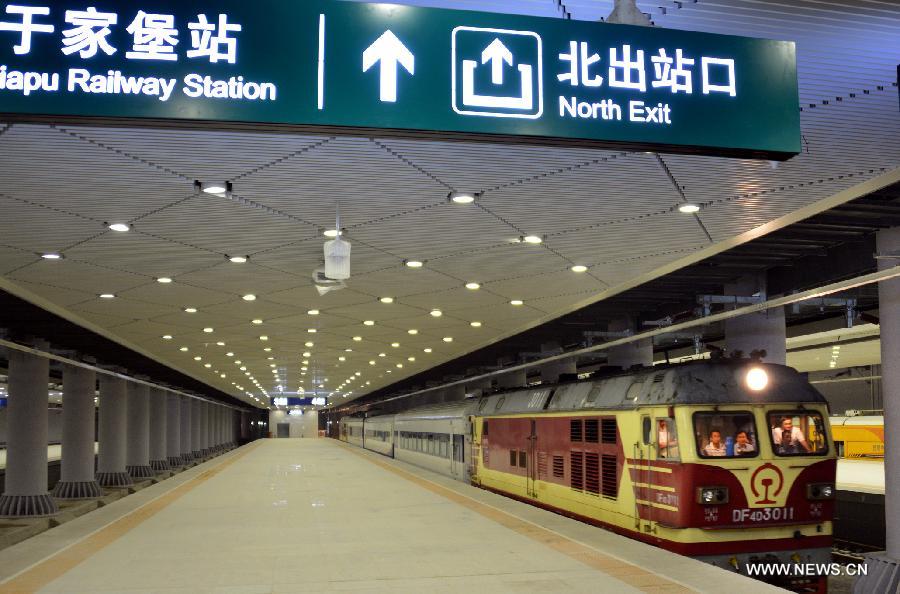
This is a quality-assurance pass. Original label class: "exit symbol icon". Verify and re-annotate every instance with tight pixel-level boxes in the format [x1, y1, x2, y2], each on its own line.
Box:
[452, 27, 543, 119]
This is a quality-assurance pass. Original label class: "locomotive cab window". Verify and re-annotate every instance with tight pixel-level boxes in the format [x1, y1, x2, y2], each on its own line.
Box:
[693, 412, 758, 458]
[656, 418, 679, 460]
[768, 411, 828, 456]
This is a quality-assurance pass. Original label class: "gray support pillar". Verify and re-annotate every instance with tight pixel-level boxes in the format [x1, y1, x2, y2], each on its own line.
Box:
[215, 406, 224, 451]
[96, 376, 131, 488]
[166, 392, 182, 468]
[607, 318, 654, 369]
[180, 396, 193, 463]
[53, 365, 102, 500]
[148, 387, 169, 472]
[240, 411, 249, 442]
[205, 403, 215, 455]
[856, 227, 900, 592]
[125, 383, 153, 480]
[200, 401, 211, 457]
[723, 277, 786, 365]
[191, 399, 203, 459]
[0, 345, 58, 517]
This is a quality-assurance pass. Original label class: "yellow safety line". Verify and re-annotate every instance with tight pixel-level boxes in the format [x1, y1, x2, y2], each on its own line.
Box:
[0, 442, 261, 594]
[341, 441, 695, 594]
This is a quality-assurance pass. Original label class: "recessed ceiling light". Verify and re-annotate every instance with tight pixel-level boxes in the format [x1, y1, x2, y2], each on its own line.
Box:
[41, 253, 63, 260]
[571, 265, 588, 273]
[157, 277, 173, 284]
[339, 356, 346, 362]
[226, 352, 234, 357]
[200, 181, 229, 195]
[352, 336, 362, 342]
[449, 191, 476, 205]
[194, 356, 202, 361]
[235, 360, 242, 364]
[522, 235, 543, 244]
[678, 203, 701, 214]
[216, 341, 225, 346]
[391, 342, 400, 348]
[180, 347, 189, 352]
[184, 307, 197, 313]
[99, 293, 116, 299]
[307, 309, 320, 315]
[345, 348, 353, 352]
[264, 347, 272, 352]
[242, 294, 257, 301]
[405, 260, 423, 268]
[443, 337, 454, 343]
[470, 321, 482, 327]
[408, 329, 418, 335]
[162, 335, 173, 340]
[303, 351, 312, 358]
[307, 328, 317, 333]
[363, 320, 375, 326]
[510, 300, 524, 306]
[305, 342, 314, 347]
[379, 297, 394, 304]
[228, 256, 248, 264]
[324, 229, 340, 238]
[108, 223, 130, 232]
[424, 348, 433, 353]
[369, 360, 376, 365]
[378, 353, 386, 357]
[430, 309, 442, 317]
[396, 363, 404, 368]
[259, 335, 268, 341]
[252, 319, 263, 325]
[407, 357, 416, 362]
[203, 327, 214, 333]
[204, 363, 212, 368]
[465, 282, 481, 290]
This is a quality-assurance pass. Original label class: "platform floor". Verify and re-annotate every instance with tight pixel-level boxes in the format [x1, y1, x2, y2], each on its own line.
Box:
[0, 439, 781, 594]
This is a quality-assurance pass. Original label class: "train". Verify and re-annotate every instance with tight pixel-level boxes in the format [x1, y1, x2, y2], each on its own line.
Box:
[338, 359, 836, 593]
[830, 415, 884, 458]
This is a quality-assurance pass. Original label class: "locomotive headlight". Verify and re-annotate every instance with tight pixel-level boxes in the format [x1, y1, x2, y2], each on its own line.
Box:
[746, 367, 769, 392]
[807, 483, 835, 500]
[696, 486, 729, 505]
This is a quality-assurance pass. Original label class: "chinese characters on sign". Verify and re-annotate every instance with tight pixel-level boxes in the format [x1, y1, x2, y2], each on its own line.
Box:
[0, 1, 801, 159]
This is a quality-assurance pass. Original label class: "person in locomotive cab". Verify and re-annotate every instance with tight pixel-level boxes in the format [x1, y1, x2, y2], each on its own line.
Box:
[702, 429, 727, 456]
[772, 417, 811, 453]
[657, 419, 678, 458]
[734, 430, 755, 455]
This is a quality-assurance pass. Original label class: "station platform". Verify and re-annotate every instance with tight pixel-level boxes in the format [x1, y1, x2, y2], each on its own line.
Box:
[0, 439, 781, 594]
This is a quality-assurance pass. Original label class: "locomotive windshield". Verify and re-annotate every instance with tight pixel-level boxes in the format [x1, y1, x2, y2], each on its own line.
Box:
[768, 411, 829, 456]
[693, 412, 759, 458]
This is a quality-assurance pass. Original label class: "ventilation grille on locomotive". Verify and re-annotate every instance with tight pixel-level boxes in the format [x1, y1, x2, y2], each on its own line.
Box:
[601, 418, 617, 444]
[570, 451, 583, 491]
[602, 455, 618, 499]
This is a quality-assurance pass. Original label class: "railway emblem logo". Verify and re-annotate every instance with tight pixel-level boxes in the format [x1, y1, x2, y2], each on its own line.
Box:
[750, 463, 784, 505]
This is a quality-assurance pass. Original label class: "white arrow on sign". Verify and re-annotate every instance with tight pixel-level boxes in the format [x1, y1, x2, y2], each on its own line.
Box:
[481, 38, 514, 85]
[362, 30, 415, 103]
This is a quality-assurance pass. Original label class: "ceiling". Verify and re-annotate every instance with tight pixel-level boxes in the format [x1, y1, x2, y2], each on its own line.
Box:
[0, 0, 898, 410]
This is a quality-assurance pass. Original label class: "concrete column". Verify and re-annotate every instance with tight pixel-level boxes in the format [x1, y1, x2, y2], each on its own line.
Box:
[200, 401, 211, 457]
[125, 383, 153, 480]
[166, 392, 182, 468]
[723, 276, 786, 365]
[180, 396, 193, 463]
[191, 399, 204, 459]
[0, 344, 58, 517]
[856, 228, 900, 592]
[53, 365, 102, 500]
[148, 387, 168, 472]
[206, 403, 216, 455]
[240, 411, 249, 442]
[607, 318, 653, 369]
[96, 376, 132, 488]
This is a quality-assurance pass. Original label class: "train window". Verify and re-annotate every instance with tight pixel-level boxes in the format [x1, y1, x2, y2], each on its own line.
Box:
[482, 420, 488, 436]
[656, 418, 679, 460]
[626, 381, 643, 402]
[478, 399, 488, 412]
[693, 412, 758, 458]
[768, 411, 829, 456]
[519, 451, 527, 468]
[586, 385, 603, 404]
[641, 416, 651, 445]
[510, 450, 517, 467]
[495, 396, 506, 411]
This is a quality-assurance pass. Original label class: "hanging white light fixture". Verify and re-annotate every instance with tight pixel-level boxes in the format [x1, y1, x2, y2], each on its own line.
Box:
[324, 203, 351, 280]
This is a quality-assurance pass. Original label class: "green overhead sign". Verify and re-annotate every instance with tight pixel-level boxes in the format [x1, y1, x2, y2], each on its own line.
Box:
[0, 1, 801, 158]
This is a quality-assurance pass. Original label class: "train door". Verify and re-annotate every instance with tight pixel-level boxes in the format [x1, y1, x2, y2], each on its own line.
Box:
[526, 419, 538, 498]
[451, 433, 465, 479]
